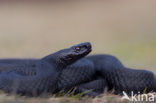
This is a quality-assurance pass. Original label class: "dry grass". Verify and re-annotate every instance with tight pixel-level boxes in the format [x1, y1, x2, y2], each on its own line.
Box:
[0, 93, 156, 103]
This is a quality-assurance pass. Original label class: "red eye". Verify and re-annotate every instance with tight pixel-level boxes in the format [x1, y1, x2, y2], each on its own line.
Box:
[75, 47, 81, 51]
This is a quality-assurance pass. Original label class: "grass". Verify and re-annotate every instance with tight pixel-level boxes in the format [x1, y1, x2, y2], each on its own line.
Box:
[0, 93, 156, 103]
[0, 88, 156, 103]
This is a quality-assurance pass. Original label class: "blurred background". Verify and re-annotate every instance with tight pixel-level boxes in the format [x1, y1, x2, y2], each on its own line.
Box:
[0, 0, 155, 72]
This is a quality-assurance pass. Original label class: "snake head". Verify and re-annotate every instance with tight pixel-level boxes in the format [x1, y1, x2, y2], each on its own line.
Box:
[42, 42, 92, 68]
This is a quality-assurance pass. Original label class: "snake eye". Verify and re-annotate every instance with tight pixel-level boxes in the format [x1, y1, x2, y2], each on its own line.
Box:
[75, 47, 81, 51]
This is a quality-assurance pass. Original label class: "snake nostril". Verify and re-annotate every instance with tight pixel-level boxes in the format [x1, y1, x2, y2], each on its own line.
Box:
[83, 45, 88, 48]
[86, 44, 91, 49]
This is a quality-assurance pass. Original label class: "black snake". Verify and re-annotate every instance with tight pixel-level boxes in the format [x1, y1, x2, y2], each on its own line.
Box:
[0, 42, 155, 96]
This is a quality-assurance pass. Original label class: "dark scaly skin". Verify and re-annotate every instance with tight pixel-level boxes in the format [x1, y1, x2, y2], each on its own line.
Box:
[1, 55, 156, 96]
[58, 58, 108, 96]
[76, 78, 108, 96]
[78, 54, 156, 95]
[0, 43, 156, 96]
[0, 60, 58, 95]
[57, 59, 95, 90]
[0, 58, 100, 96]
[0, 42, 92, 96]
[0, 59, 37, 74]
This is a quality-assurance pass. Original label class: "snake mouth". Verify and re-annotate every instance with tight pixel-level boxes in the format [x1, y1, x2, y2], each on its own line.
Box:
[74, 42, 92, 55]
[83, 42, 92, 54]
[83, 42, 91, 50]
[85, 47, 92, 55]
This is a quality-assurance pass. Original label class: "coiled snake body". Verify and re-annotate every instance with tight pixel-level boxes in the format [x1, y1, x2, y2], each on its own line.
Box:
[0, 42, 155, 96]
